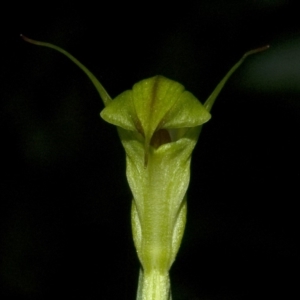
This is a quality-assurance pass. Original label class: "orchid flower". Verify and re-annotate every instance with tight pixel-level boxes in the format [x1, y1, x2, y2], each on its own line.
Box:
[22, 35, 268, 300]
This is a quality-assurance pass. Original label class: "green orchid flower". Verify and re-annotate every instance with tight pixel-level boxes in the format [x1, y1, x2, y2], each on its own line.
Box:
[22, 35, 268, 300]
[101, 76, 211, 300]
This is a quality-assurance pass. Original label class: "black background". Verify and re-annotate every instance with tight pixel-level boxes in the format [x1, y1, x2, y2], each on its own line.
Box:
[1, 1, 299, 299]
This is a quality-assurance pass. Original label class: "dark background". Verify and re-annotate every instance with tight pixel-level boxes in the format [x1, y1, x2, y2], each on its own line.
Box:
[1, 1, 299, 299]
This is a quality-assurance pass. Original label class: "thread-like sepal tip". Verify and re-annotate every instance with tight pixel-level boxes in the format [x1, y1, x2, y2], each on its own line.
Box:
[243, 45, 270, 58]
[20, 34, 39, 45]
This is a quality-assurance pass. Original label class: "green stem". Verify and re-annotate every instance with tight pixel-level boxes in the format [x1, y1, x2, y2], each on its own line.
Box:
[137, 269, 171, 300]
